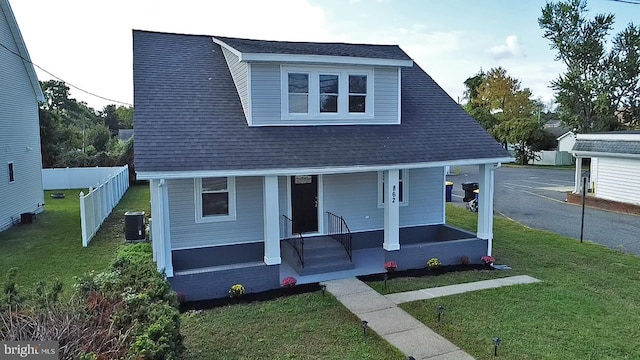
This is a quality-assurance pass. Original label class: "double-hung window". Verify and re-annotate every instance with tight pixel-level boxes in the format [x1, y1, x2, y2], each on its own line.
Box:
[282, 66, 373, 120]
[195, 177, 236, 222]
[288, 73, 309, 113]
[378, 170, 408, 207]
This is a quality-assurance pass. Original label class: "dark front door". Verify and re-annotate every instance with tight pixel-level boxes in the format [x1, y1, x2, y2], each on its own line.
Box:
[291, 175, 318, 234]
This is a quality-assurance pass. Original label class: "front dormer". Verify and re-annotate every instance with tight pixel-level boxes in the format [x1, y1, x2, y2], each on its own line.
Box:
[212, 36, 413, 126]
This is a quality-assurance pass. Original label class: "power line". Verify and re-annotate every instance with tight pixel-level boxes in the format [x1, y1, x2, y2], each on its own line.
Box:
[0, 41, 133, 107]
[609, 0, 640, 4]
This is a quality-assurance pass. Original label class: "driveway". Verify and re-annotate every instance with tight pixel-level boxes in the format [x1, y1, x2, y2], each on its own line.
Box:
[447, 165, 640, 256]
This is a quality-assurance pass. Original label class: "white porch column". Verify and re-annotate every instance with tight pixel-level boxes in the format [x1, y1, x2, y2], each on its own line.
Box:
[573, 157, 582, 194]
[263, 176, 281, 265]
[477, 164, 496, 256]
[150, 179, 173, 277]
[383, 170, 400, 251]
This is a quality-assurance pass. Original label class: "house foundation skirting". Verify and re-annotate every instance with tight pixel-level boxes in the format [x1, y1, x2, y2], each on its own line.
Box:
[169, 262, 280, 301]
[384, 237, 488, 271]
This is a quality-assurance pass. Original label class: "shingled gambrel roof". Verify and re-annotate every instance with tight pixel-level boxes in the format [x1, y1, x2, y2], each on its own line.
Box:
[214, 36, 411, 60]
[133, 30, 510, 175]
[572, 140, 640, 155]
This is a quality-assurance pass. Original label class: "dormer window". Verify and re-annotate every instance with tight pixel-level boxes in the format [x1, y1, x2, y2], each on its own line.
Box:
[288, 73, 308, 113]
[320, 74, 339, 113]
[281, 66, 373, 120]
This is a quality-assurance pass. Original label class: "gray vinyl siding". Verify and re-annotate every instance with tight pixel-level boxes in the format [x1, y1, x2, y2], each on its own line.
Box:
[250, 65, 399, 126]
[0, 11, 44, 232]
[221, 47, 250, 122]
[322, 168, 444, 233]
[323, 172, 381, 232]
[400, 167, 445, 226]
[250, 63, 281, 124]
[167, 177, 264, 249]
[373, 67, 399, 122]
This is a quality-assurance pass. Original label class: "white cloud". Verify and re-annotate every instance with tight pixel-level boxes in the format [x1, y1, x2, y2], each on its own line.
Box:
[488, 35, 524, 59]
[10, 0, 331, 110]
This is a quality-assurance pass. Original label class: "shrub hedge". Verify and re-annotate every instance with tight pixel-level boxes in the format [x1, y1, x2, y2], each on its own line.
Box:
[1, 242, 183, 359]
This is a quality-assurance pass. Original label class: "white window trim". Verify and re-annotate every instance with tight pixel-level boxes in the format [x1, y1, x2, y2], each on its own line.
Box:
[281, 65, 374, 120]
[194, 177, 237, 223]
[8, 162, 14, 183]
[377, 170, 408, 208]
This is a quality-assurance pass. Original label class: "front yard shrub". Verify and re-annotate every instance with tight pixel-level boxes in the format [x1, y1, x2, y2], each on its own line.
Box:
[75, 242, 183, 359]
[1, 243, 183, 360]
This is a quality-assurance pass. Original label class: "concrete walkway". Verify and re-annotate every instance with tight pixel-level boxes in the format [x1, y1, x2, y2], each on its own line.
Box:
[322, 275, 540, 360]
[385, 275, 540, 304]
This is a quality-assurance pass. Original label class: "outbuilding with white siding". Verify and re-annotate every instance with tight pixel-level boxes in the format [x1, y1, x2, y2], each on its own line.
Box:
[570, 132, 640, 206]
[0, 0, 45, 232]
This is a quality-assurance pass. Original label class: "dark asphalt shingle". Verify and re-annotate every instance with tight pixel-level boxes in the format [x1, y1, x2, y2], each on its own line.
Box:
[573, 140, 640, 155]
[214, 36, 411, 60]
[133, 31, 509, 173]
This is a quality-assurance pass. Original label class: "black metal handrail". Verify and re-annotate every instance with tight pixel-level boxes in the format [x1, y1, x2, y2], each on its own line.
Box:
[326, 211, 353, 262]
[282, 215, 304, 268]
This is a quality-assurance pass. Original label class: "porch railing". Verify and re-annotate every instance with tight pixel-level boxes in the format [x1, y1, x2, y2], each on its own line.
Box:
[281, 215, 304, 268]
[326, 211, 353, 262]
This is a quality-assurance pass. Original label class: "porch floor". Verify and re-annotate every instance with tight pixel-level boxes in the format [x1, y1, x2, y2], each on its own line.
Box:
[280, 247, 385, 284]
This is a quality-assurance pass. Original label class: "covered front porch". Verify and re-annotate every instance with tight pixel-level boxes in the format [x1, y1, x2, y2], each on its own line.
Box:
[281, 224, 487, 284]
[151, 164, 500, 301]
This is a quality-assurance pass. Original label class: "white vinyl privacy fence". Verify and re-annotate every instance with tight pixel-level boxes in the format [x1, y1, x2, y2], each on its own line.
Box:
[42, 166, 130, 190]
[79, 166, 130, 247]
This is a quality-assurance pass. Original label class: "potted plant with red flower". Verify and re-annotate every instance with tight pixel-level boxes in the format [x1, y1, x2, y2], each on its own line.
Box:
[384, 261, 397, 272]
[481, 255, 495, 269]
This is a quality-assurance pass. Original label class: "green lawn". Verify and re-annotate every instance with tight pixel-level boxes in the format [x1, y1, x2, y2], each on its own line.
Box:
[181, 291, 405, 360]
[0, 185, 150, 291]
[398, 205, 640, 359]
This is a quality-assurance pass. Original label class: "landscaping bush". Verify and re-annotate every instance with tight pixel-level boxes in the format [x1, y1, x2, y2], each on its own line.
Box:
[75, 242, 183, 360]
[1, 243, 183, 360]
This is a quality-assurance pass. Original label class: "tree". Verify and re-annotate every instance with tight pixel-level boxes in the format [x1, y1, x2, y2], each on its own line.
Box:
[464, 67, 550, 164]
[87, 125, 111, 152]
[608, 24, 640, 128]
[463, 70, 500, 141]
[539, 0, 640, 132]
[100, 104, 120, 135]
[116, 105, 134, 129]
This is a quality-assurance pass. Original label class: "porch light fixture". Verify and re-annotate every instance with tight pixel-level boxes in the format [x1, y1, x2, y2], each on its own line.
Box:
[493, 337, 501, 357]
[436, 305, 444, 322]
[383, 273, 388, 289]
[361, 320, 368, 336]
[320, 284, 326, 296]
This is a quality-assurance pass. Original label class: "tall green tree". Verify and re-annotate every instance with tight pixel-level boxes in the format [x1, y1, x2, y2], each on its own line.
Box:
[116, 105, 134, 129]
[539, 0, 640, 132]
[100, 104, 119, 135]
[464, 67, 550, 164]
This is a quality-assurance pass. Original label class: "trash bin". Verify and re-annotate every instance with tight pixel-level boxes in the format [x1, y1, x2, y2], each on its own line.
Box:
[445, 181, 453, 202]
[461, 182, 479, 202]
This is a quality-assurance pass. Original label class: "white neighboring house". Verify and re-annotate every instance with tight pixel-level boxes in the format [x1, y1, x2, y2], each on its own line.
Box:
[570, 132, 640, 206]
[0, 0, 45, 231]
[557, 131, 576, 152]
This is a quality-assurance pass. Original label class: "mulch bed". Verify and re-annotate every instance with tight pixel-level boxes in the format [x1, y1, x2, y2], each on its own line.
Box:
[357, 264, 491, 282]
[181, 265, 492, 311]
[181, 283, 321, 311]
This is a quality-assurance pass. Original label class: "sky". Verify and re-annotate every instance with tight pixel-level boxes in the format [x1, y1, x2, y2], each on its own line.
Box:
[7, 0, 640, 111]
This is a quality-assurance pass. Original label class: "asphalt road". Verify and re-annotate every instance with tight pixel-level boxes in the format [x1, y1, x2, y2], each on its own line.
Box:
[447, 165, 640, 256]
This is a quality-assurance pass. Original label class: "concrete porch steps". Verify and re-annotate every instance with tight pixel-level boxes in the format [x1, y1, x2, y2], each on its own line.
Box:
[282, 235, 355, 276]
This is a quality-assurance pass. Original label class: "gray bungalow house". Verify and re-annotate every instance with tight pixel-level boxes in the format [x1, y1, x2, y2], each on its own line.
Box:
[133, 30, 511, 300]
[0, 0, 45, 232]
